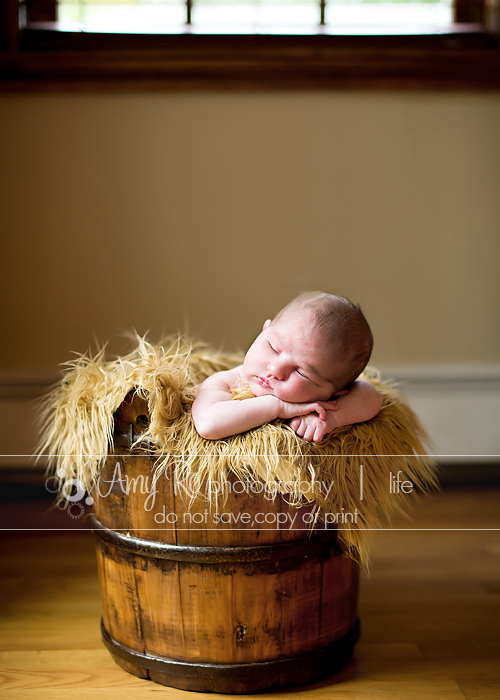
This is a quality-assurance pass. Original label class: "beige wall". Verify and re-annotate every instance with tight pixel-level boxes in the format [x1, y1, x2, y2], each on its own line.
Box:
[1, 91, 499, 373]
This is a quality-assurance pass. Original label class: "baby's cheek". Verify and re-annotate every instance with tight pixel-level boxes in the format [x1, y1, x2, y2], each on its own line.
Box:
[290, 379, 310, 403]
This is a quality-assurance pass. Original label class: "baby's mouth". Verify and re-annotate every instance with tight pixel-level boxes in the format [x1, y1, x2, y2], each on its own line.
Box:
[257, 376, 272, 390]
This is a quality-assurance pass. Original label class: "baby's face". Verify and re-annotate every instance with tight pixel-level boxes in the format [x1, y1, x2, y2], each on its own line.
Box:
[242, 312, 336, 404]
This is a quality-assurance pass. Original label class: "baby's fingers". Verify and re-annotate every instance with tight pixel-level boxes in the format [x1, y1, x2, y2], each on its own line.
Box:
[313, 425, 327, 443]
[319, 400, 339, 413]
[302, 423, 317, 441]
[310, 403, 326, 420]
[291, 418, 307, 438]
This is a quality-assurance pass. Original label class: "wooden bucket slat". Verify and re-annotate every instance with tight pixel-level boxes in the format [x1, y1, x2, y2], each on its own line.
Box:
[230, 567, 283, 663]
[134, 559, 186, 659]
[95, 540, 145, 653]
[91, 392, 360, 692]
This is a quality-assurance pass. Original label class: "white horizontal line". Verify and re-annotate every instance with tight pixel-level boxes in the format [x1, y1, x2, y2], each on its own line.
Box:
[1, 528, 499, 532]
[4, 454, 500, 458]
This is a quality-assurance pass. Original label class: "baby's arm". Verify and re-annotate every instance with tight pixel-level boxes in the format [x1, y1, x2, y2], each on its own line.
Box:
[192, 367, 338, 441]
[290, 380, 383, 442]
[326, 380, 383, 427]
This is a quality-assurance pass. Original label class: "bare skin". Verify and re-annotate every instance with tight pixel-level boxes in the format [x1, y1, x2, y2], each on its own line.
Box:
[192, 312, 383, 443]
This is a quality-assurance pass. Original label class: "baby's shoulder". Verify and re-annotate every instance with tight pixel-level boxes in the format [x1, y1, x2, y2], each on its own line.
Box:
[201, 365, 244, 391]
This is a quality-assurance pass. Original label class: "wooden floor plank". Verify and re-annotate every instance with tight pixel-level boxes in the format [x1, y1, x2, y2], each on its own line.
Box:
[258, 680, 468, 699]
[455, 680, 500, 700]
[0, 648, 116, 669]
[0, 682, 470, 700]
[0, 488, 499, 699]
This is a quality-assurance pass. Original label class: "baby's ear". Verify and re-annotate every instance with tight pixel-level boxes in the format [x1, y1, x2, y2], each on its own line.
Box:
[263, 319, 272, 330]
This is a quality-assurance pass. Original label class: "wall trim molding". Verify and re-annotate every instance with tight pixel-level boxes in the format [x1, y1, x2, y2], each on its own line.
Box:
[378, 363, 500, 466]
[1, 364, 499, 471]
[378, 362, 500, 384]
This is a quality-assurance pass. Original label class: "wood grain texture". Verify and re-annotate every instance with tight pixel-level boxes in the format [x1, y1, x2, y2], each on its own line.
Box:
[0, 20, 499, 91]
[95, 540, 145, 653]
[92, 447, 359, 686]
[1, 488, 499, 698]
[89, 386, 361, 692]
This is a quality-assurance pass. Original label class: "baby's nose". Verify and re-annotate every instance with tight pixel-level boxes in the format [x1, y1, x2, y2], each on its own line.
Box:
[267, 361, 285, 380]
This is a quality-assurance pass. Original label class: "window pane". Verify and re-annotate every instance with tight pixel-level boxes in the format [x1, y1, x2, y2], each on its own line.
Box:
[325, 0, 453, 33]
[57, 0, 187, 32]
[56, 0, 453, 33]
[192, 0, 320, 33]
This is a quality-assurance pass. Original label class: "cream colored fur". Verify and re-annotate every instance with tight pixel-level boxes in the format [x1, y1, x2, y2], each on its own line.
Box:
[38, 335, 437, 565]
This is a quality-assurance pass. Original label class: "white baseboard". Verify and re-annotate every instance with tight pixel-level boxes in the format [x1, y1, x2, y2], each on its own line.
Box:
[1, 365, 499, 469]
[0, 372, 59, 469]
[378, 363, 500, 465]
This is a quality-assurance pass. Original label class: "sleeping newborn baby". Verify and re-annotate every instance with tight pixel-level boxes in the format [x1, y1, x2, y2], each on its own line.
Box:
[192, 291, 382, 443]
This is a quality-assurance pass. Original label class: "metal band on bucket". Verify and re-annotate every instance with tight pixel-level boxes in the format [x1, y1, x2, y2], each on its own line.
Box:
[90, 513, 341, 565]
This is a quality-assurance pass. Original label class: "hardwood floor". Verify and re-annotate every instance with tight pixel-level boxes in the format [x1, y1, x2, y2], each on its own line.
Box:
[0, 487, 499, 699]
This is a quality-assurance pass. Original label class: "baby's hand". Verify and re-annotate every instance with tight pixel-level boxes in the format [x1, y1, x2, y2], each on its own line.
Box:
[277, 400, 338, 422]
[289, 409, 339, 443]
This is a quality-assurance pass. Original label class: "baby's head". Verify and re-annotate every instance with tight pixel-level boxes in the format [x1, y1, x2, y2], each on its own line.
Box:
[243, 292, 373, 403]
[275, 292, 373, 389]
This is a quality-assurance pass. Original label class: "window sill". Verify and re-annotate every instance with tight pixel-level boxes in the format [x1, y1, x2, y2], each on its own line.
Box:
[1, 27, 499, 90]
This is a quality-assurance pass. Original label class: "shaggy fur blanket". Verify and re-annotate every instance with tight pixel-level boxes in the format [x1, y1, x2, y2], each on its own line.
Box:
[39, 336, 437, 565]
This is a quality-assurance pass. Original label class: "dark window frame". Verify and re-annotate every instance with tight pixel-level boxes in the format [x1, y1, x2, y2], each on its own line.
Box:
[1, 0, 499, 90]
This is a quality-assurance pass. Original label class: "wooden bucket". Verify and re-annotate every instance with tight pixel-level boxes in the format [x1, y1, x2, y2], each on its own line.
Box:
[91, 392, 360, 693]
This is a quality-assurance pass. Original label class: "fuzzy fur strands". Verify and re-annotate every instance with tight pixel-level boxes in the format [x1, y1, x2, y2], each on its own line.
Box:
[39, 336, 437, 566]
